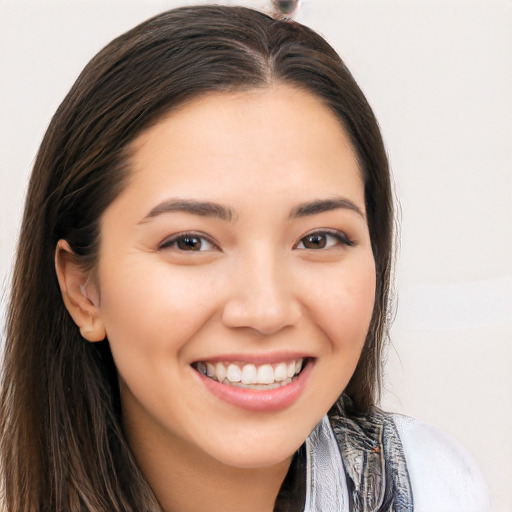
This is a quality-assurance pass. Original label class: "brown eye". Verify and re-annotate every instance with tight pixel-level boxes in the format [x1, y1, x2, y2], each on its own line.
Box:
[176, 236, 202, 251]
[295, 230, 354, 250]
[159, 233, 216, 252]
[302, 234, 327, 249]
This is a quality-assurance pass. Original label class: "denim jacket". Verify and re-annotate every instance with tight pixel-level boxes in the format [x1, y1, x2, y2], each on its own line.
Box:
[328, 402, 413, 511]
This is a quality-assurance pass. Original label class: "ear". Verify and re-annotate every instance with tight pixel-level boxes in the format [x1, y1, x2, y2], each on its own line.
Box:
[55, 239, 106, 342]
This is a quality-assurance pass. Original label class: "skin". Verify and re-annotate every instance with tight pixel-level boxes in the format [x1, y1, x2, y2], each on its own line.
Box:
[56, 85, 376, 511]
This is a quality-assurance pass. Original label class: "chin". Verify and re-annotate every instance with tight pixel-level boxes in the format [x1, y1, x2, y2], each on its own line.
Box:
[215, 448, 295, 470]
[203, 429, 306, 469]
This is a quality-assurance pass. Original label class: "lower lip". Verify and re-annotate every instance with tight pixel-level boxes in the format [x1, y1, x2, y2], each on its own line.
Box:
[194, 360, 314, 412]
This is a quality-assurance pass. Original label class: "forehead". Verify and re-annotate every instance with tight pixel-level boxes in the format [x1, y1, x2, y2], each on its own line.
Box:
[123, 85, 364, 210]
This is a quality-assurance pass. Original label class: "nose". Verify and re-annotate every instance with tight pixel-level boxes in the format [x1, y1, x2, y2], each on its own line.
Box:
[221, 254, 302, 335]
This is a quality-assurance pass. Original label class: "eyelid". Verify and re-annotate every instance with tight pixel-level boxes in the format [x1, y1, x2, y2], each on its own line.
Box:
[294, 228, 355, 249]
[158, 231, 220, 252]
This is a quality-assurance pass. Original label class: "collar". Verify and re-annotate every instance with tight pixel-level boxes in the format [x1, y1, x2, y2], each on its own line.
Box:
[304, 415, 350, 511]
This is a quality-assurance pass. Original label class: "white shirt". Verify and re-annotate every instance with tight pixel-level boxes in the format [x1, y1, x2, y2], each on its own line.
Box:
[394, 415, 490, 512]
[304, 414, 490, 511]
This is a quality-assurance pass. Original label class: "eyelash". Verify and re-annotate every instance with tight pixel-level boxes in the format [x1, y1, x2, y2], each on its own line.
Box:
[294, 229, 355, 250]
[159, 229, 354, 253]
[158, 232, 218, 252]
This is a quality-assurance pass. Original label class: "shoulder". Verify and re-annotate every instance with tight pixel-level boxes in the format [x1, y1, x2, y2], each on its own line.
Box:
[391, 414, 490, 512]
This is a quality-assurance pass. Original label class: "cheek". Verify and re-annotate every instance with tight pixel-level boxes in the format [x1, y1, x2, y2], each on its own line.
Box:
[308, 257, 376, 351]
[289, 255, 376, 422]
[96, 258, 222, 358]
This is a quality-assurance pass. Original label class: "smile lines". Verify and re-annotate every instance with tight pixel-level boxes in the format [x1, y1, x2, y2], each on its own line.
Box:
[194, 359, 305, 390]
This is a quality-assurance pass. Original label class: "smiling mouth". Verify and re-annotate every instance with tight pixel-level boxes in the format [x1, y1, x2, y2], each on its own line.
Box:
[192, 358, 307, 390]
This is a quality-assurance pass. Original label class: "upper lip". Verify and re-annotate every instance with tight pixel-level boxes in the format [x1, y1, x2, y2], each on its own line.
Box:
[191, 351, 313, 365]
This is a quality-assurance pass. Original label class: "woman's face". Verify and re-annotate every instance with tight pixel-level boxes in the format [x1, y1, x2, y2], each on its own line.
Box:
[93, 85, 376, 469]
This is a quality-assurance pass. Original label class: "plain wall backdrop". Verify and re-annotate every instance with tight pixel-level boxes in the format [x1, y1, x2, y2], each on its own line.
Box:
[1, 0, 511, 510]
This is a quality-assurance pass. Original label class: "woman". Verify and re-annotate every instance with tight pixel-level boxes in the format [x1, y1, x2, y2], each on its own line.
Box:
[0, 5, 489, 511]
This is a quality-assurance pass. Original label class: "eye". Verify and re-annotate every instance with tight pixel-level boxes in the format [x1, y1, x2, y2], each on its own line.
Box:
[294, 230, 354, 250]
[159, 232, 217, 252]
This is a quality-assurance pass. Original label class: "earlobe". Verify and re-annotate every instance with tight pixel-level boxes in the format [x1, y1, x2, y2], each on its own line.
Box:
[55, 240, 106, 342]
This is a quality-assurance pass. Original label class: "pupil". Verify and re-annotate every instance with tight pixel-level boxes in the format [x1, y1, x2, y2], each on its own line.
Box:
[178, 236, 201, 251]
[306, 234, 326, 249]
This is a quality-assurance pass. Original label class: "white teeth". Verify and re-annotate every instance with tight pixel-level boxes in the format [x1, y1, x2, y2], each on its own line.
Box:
[216, 362, 227, 382]
[241, 364, 257, 384]
[227, 377, 293, 390]
[257, 364, 274, 384]
[226, 364, 241, 382]
[196, 358, 306, 388]
[274, 362, 287, 382]
[206, 363, 216, 377]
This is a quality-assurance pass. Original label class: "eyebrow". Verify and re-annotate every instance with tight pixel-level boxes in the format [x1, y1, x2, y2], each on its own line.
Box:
[289, 197, 365, 219]
[139, 198, 236, 223]
[139, 196, 364, 224]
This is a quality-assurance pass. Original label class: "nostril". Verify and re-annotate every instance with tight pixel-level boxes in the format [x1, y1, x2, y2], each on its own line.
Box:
[222, 263, 302, 333]
[222, 298, 301, 335]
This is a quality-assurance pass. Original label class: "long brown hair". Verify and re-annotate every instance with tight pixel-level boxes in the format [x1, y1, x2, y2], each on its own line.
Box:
[0, 5, 393, 511]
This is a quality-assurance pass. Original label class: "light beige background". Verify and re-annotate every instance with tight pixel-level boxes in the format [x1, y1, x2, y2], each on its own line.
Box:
[1, 1, 511, 510]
